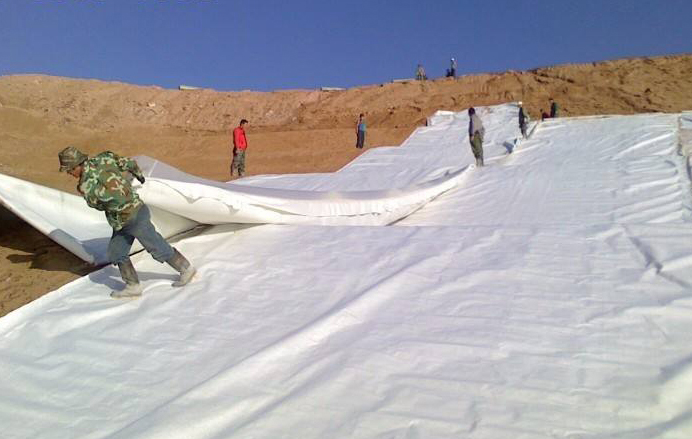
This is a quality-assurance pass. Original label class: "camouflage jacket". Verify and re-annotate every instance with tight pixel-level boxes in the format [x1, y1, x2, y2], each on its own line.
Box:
[78, 151, 145, 230]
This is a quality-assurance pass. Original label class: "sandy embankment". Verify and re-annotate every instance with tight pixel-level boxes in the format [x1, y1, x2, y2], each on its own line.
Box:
[1, 54, 691, 316]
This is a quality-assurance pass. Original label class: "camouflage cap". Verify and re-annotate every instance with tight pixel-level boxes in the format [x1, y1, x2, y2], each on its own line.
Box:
[58, 146, 88, 172]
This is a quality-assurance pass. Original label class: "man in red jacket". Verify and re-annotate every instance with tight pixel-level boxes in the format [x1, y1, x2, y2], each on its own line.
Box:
[231, 119, 249, 177]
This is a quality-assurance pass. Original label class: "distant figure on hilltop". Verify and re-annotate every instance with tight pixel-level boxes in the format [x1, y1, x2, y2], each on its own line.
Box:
[550, 98, 559, 118]
[356, 113, 367, 149]
[518, 102, 530, 138]
[447, 58, 457, 78]
[415, 64, 427, 81]
[231, 119, 249, 177]
[468, 107, 485, 167]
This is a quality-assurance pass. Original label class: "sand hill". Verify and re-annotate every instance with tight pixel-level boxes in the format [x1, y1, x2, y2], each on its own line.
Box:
[1, 54, 691, 315]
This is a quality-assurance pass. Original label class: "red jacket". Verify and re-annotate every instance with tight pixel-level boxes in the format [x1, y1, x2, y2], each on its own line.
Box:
[233, 127, 248, 150]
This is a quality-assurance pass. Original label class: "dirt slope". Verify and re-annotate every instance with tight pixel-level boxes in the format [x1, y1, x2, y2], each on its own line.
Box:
[1, 54, 691, 316]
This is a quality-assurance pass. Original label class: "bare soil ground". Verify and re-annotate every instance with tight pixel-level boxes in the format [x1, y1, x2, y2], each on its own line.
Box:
[1, 54, 691, 316]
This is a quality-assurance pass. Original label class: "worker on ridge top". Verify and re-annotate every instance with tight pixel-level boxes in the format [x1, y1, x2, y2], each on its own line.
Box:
[58, 146, 196, 299]
[448, 57, 457, 78]
[415, 63, 427, 81]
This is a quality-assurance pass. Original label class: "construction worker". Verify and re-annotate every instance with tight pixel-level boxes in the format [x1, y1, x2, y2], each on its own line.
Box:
[518, 101, 530, 138]
[450, 57, 457, 78]
[58, 146, 196, 298]
[468, 107, 485, 167]
[550, 98, 559, 118]
[415, 64, 427, 81]
[355, 113, 366, 149]
[231, 119, 249, 177]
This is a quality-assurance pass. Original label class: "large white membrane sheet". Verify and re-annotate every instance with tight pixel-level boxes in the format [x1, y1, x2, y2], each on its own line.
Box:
[233, 105, 522, 191]
[134, 105, 521, 225]
[2, 107, 692, 438]
[0, 104, 521, 263]
[0, 173, 197, 264]
[398, 113, 692, 226]
[1, 224, 692, 438]
[135, 157, 467, 225]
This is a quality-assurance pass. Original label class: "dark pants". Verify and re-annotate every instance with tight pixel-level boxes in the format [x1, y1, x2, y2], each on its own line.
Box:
[108, 205, 174, 265]
[470, 134, 484, 161]
[356, 130, 366, 149]
[231, 149, 246, 175]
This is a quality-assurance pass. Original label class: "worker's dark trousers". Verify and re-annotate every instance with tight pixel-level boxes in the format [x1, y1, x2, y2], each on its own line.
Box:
[356, 130, 366, 149]
[108, 205, 174, 265]
[231, 149, 246, 175]
[470, 134, 484, 163]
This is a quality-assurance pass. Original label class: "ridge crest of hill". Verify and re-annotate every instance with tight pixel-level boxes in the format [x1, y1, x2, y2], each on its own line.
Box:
[1, 54, 691, 133]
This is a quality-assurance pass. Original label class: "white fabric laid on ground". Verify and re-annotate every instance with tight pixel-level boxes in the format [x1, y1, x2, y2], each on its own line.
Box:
[134, 105, 520, 224]
[398, 113, 692, 226]
[0, 104, 520, 263]
[2, 223, 692, 438]
[0, 173, 197, 264]
[233, 105, 522, 191]
[2, 106, 692, 438]
[136, 157, 467, 225]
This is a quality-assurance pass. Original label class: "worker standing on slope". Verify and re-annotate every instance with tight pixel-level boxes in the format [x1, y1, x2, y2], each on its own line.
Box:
[355, 113, 366, 149]
[468, 107, 485, 167]
[231, 119, 249, 177]
[58, 147, 196, 298]
[550, 98, 559, 118]
[518, 101, 530, 138]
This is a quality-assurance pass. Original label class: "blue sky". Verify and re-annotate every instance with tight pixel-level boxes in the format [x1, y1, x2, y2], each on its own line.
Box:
[1, 0, 690, 91]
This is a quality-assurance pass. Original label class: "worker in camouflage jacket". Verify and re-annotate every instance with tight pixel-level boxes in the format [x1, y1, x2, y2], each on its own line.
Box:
[58, 146, 196, 298]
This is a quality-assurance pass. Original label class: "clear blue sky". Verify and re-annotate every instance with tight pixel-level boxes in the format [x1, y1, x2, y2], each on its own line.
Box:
[1, 0, 690, 91]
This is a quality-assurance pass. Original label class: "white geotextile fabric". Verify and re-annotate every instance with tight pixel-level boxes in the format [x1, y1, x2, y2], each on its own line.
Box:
[233, 105, 521, 191]
[398, 113, 692, 226]
[0, 173, 197, 264]
[0, 104, 520, 263]
[2, 106, 692, 438]
[3, 223, 692, 439]
[135, 105, 520, 225]
[136, 157, 467, 226]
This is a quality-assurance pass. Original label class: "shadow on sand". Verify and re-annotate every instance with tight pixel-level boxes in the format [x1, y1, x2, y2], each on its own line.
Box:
[1, 205, 95, 277]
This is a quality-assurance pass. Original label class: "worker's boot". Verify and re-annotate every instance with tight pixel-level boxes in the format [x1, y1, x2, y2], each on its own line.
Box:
[166, 248, 196, 287]
[111, 259, 143, 299]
